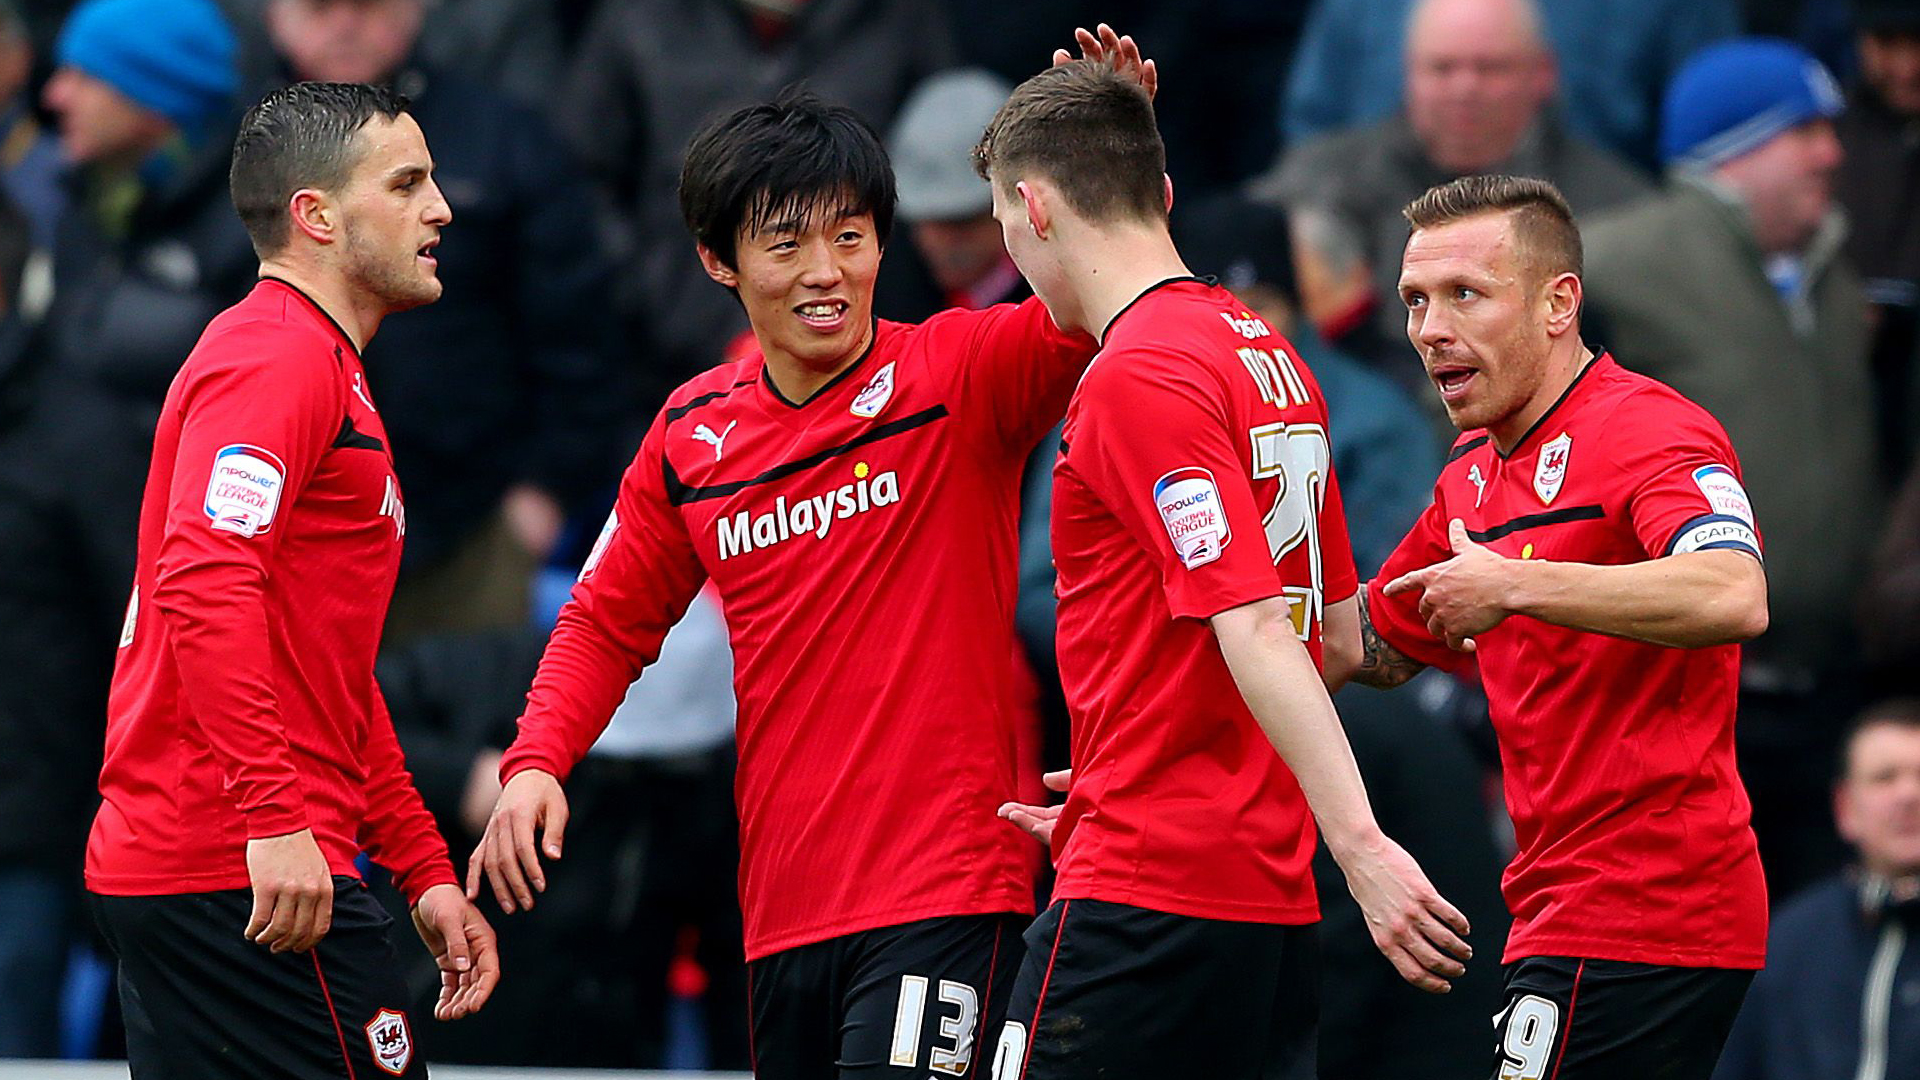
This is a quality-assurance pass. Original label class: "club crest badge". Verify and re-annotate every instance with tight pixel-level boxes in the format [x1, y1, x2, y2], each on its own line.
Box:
[850, 362, 895, 419]
[1534, 433, 1571, 506]
[365, 1008, 412, 1075]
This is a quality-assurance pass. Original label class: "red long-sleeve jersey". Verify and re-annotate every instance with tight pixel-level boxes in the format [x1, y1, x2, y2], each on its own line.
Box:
[502, 299, 1092, 959]
[86, 278, 455, 905]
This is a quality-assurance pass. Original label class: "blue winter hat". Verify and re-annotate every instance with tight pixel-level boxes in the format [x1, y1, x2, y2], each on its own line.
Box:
[54, 0, 238, 132]
[1661, 38, 1844, 171]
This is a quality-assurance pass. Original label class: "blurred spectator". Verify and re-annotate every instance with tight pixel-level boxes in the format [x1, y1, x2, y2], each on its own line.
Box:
[1837, 0, 1920, 478]
[412, 0, 564, 108]
[1712, 699, 1920, 1080]
[1862, 453, 1920, 688]
[265, 0, 628, 642]
[1253, 0, 1649, 381]
[556, 0, 956, 413]
[0, 188, 127, 1059]
[1282, 0, 1738, 171]
[5, 0, 244, 1055]
[0, 3, 62, 249]
[1584, 39, 1877, 896]
[875, 69, 1023, 322]
[38, 0, 250, 409]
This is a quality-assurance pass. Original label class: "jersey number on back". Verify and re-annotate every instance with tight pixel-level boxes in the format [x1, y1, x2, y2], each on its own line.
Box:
[1250, 422, 1331, 640]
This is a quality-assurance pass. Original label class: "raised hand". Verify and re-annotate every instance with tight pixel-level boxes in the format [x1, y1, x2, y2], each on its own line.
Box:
[1052, 23, 1158, 100]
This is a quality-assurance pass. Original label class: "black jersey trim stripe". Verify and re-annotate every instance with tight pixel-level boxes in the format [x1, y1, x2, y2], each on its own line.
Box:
[1098, 275, 1217, 345]
[1447, 435, 1491, 462]
[761, 323, 879, 410]
[332, 415, 384, 452]
[663, 403, 949, 505]
[1467, 504, 1604, 542]
[666, 378, 758, 422]
[261, 276, 362, 359]
[1496, 350, 1604, 460]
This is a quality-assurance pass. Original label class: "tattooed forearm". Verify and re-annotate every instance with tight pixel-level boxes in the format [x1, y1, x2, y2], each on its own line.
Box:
[1353, 588, 1426, 689]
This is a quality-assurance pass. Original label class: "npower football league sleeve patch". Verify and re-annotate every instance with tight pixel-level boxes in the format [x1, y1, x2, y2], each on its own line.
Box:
[203, 444, 286, 538]
[1153, 466, 1230, 569]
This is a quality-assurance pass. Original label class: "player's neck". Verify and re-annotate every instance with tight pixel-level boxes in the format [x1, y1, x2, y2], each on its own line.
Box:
[759, 319, 876, 404]
[1067, 226, 1193, 344]
[256, 259, 383, 354]
[1490, 342, 1595, 453]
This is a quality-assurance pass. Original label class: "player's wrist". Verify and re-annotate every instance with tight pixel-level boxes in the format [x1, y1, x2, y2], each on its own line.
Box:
[1320, 818, 1387, 862]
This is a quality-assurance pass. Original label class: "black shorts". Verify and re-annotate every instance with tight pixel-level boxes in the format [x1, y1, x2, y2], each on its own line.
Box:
[1487, 955, 1754, 1080]
[991, 898, 1318, 1080]
[91, 877, 427, 1079]
[748, 912, 1027, 1079]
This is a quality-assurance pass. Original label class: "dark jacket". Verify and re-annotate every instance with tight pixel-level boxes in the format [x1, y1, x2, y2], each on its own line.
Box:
[352, 62, 628, 571]
[556, 0, 956, 408]
[1713, 873, 1920, 1080]
[39, 136, 258, 410]
[1837, 83, 1920, 477]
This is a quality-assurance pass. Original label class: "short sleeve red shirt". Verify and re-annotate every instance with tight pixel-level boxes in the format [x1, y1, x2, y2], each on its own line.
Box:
[1368, 353, 1767, 968]
[1048, 278, 1358, 924]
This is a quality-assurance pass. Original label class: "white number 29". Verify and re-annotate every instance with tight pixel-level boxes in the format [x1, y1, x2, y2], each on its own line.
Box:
[890, 974, 980, 1075]
[1496, 994, 1561, 1080]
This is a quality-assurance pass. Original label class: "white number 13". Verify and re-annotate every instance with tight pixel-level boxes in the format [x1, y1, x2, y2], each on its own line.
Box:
[890, 974, 979, 1075]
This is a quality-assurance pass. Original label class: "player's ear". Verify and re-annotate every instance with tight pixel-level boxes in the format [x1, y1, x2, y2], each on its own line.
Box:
[287, 188, 337, 246]
[1544, 271, 1582, 338]
[697, 243, 739, 289]
[1163, 173, 1174, 214]
[1016, 180, 1051, 239]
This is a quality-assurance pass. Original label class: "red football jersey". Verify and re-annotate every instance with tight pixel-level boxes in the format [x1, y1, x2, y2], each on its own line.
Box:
[501, 298, 1093, 959]
[1368, 352, 1767, 968]
[88, 278, 454, 905]
[1048, 278, 1359, 924]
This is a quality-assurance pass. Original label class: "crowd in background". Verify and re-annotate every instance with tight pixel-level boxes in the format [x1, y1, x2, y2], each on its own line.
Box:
[0, 0, 1914, 1073]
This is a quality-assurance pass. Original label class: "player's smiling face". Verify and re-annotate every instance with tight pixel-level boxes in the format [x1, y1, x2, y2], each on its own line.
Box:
[1399, 211, 1553, 441]
[707, 203, 880, 377]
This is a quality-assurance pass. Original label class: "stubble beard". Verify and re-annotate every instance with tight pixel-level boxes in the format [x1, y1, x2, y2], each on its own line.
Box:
[343, 226, 440, 313]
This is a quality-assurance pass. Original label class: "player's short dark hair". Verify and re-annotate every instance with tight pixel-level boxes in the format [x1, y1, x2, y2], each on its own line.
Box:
[1402, 174, 1584, 283]
[972, 61, 1165, 225]
[678, 86, 896, 271]
[1839, 698, 1920, 780]
[230, 82, 411, 259]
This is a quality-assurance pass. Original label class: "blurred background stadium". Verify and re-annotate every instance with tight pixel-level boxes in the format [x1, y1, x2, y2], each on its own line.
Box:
[0, 0, 1915, 1074]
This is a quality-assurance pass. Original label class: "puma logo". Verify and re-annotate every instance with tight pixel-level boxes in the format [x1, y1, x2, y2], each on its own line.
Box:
[692, 420, 738, 460]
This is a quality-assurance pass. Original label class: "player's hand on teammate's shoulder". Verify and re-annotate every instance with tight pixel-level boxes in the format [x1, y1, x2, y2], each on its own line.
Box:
[997, 769, 1071, 845]
[243, 827, 335, 954]
[1383, 519, 1514, 652]
[466, 767, 569, 914]
[412, 883, 502, 1020]
[1329, 828, 1472, 995]
[1052, 23, 1158, 100]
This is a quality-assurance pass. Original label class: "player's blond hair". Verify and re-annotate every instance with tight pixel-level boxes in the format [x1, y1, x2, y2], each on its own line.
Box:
[1402, 175, 1583, 282]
